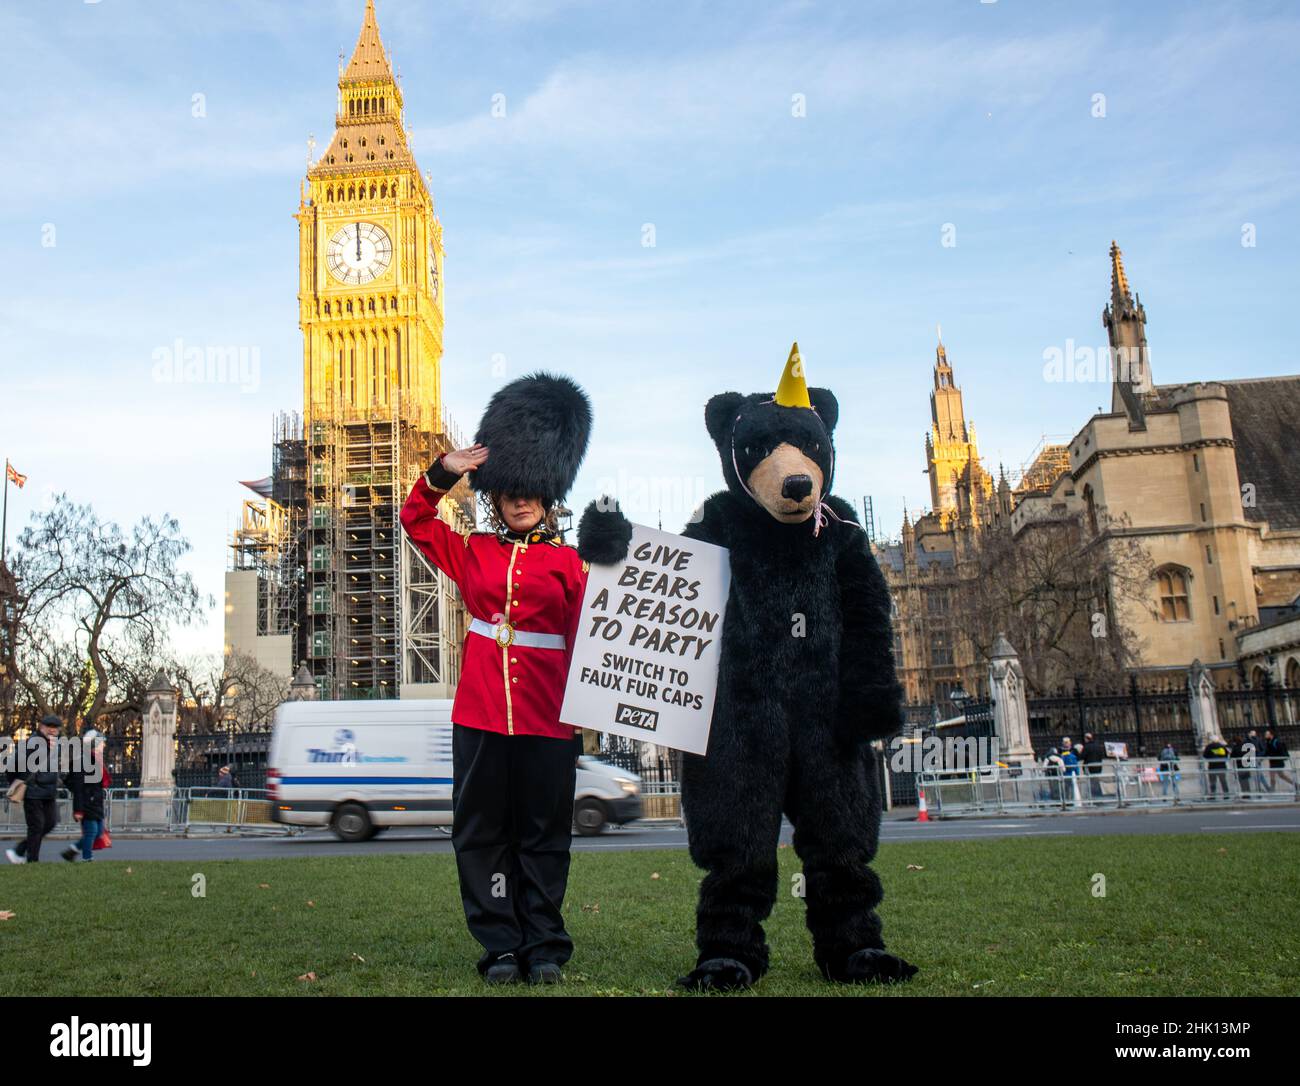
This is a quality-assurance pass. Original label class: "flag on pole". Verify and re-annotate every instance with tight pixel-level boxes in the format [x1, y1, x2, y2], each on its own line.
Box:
[6, 463, 27, 489]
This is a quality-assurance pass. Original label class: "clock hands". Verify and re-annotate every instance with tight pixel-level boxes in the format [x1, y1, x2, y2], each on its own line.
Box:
[355, 223, 362, 264]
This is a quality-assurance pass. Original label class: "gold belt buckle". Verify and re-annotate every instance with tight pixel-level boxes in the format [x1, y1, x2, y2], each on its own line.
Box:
[494, 622, 516, 648]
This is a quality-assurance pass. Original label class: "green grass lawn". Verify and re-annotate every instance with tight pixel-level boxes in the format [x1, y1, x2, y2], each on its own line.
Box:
[2, 833, 1297, 996]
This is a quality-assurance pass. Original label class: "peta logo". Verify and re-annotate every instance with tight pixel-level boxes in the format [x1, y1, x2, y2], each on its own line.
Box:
[49, 1017, 151, 1066]
[614, 702, 659, 732]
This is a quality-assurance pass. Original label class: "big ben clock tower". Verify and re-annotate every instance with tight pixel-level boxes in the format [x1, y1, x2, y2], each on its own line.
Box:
[293, 0, 469, 700]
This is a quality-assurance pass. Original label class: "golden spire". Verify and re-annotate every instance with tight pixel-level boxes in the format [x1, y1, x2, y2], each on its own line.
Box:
[1110, 239, 1131, 304]
[342, 0, 393, 83]
[774, 341, 812, 408]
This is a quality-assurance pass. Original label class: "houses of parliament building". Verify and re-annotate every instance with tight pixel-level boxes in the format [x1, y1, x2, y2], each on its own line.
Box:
[876, 243, 1300, 707]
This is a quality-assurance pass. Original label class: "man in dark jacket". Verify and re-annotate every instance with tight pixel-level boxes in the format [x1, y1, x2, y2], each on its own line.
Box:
[1202, 737, 1231, 799]
[1264, 729, 1292, 789]
[1081, 732, 1107, 798]
[1231, 734, 1258, 798]
[6, 715, 66, 863]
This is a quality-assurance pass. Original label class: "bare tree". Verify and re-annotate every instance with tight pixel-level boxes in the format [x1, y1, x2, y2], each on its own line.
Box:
[960, 509, 1152, 694]
[6, 495, 209, 730]
[171, 651, 289, 732]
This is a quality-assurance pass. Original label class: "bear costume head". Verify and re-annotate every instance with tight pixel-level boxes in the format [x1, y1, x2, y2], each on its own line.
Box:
[704, 343, 838, 526]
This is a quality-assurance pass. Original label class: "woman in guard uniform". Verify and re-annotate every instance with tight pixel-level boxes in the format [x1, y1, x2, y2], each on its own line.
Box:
[400, 372, 625, 985]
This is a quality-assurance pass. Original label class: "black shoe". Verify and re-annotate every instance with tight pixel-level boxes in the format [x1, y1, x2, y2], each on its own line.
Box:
[61, 847, 79, 863]
[527, 961, 563, 985]
[484, 954, 521, 985]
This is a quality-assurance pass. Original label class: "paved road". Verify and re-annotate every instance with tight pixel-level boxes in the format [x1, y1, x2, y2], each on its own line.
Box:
[30, 804, 1299, 862]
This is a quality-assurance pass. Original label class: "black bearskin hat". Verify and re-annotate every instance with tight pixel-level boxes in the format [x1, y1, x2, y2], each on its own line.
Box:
[469, 371, 592, 506]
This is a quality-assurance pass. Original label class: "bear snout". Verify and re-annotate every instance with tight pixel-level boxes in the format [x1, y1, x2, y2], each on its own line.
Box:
[782, 474, 813, 502]
[745, 442, 824, 522]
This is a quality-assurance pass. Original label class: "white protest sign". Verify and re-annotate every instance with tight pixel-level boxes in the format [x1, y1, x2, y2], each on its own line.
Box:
[561, 523, 730, 755]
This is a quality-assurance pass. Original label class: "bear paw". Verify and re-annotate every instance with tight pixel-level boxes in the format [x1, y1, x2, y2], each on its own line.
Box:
[676, 957, 755, 992]
[577, 498, 633, 565]
[824, 947, 918, 985]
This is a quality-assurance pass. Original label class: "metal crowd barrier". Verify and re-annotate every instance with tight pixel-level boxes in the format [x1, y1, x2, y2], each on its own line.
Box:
[0, 787, 296, 836]
[918, 757, 1300, 817]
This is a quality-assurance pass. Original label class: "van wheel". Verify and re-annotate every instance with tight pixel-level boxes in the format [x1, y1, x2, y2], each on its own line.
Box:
[332, 803, 374, 842]
[574, 798, 607, 836]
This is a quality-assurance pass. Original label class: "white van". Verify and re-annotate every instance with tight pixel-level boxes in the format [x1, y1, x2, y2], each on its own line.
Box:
[268, 700, 643, 841]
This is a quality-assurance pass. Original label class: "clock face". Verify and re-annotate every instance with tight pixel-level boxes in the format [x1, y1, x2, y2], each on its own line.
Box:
[327, 222, 392, 285]
[428, 242, 439, 299]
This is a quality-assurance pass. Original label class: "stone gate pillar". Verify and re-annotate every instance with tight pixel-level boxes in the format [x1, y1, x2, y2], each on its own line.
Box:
[1187, 659, 1219, 749]
[140, 669, 178, 825]
[989, 634, 1035, 767]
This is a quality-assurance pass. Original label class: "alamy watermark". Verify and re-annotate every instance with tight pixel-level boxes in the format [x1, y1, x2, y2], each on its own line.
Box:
[887, 735, 1001, 774]
[1, 736, 104, 782]
[151, 337, 261, 394]
[1042, 341, 1149, 384]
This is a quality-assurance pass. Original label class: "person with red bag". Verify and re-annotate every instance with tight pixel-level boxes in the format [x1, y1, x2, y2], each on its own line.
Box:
[400, 371, 628, 986]
[62, 729, 111, 863]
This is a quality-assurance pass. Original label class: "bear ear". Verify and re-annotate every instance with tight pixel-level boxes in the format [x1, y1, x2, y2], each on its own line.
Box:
[704, 392, 746, 447]
[809, 387, 839, 434]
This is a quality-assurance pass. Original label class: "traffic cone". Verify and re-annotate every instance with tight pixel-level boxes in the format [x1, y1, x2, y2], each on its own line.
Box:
[917, 787, 930, 823]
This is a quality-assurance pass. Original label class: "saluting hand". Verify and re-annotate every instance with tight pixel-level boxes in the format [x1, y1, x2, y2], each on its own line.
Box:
[443, 444, 489, 475]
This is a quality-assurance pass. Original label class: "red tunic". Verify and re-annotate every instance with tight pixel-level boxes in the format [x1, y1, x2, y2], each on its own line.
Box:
[399, 473, 589, 740]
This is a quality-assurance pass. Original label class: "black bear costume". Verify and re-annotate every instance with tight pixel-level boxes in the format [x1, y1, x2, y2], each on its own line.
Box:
[579, 344, 916, 990]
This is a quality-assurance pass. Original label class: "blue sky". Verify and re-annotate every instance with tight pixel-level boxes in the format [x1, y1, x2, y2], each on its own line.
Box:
[1, 0, 1297, 656]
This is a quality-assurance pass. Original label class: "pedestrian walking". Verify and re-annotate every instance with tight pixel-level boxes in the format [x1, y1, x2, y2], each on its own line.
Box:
[61, 729, 111, 863]
[1081, 732, 1107, 799]
[1158, 742, 1181, 798]
[5, 714, 67, 864]
[1203, 737, 1231, 800]
[1264, 729, 1293, 789]
[1061, 744, 1082, 806]
[1042, 747, 1065, 803]
[1231, 734, 1257, 798]
[1245, 729, 1268, 792]
[216, 765, 233, 790]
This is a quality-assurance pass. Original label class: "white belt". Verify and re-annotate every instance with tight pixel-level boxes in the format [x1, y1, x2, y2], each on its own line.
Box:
[469, 617, 566, 651]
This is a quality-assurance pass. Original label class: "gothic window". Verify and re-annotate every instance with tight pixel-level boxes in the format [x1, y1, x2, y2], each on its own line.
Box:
[379, 98, 385, 114]
[1155, 566, 1191, 622]
[1083, 484, 1098, 534]
[368, 298, 375, 313]
[346, 300, 353, 314]
[1286, 656, 1300, 689]
[323, 301, 331, 315]
[929, 632, 952, 667]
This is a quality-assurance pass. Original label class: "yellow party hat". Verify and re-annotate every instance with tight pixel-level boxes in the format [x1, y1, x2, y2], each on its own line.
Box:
[774, 341, 811, 408]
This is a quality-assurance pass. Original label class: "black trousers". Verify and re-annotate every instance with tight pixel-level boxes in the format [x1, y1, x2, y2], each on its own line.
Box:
[15, 797, 59, 862]
[451, 724, 578, 972]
